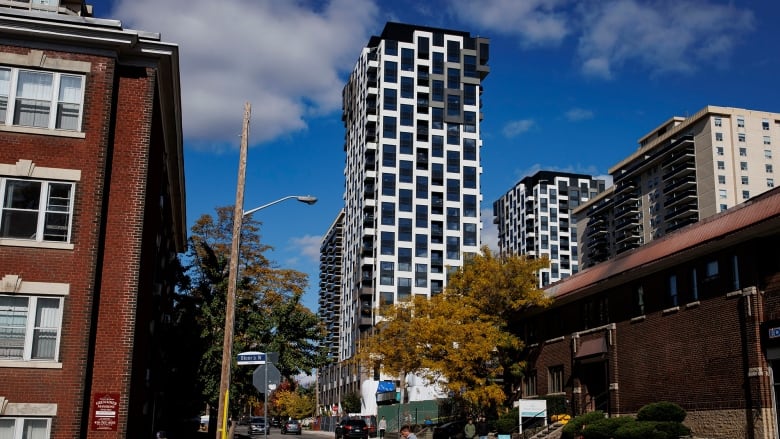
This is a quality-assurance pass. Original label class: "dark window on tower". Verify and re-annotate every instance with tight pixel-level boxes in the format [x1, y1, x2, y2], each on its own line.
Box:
[464, 194, 477, 217]
[416, 205, 428, 228]
[464, 223, 477, 246]
[447, 94, 461, 117]
[432, 80, 444, 102]
[383, 116, 396, 139]
[384, 60, 397, 83]
[400, 132, 413, 154]
[416, 176, 428, 199]
[401, 76, 414, 99]
[399, 160, 413, 183]
[382, 172, 396, 196]
[385, 40, 397, 55]
[464, 84, 476, 105]
[381, 202, 395, 226]
[399, 189, 413, 212]
[432, 136, 443, 157]
[447, 150, 460, 173]
[400, 104, 413, 126]
[464, 55, 477, 78]
[432, 52, 444, 74]
[417, 36, 429, 60]
[464, 138, 477, 160]
[447, 178, 460, 201]
[401, 48, 414, 71]
[464, 166, 477, 189]
[447, 40, 460, 62]
[399, 218, 412, 241]
[381, 231, 395, 255]
[382, 144, 396, 167]
[447, 68, 460, 89]
[383, 88, 397, 111]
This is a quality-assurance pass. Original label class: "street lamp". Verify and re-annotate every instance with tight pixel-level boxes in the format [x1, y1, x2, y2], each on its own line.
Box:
[216, 195, 316, 439]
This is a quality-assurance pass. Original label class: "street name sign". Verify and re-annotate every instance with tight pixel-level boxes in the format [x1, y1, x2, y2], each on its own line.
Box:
[237, 351, 266, 365]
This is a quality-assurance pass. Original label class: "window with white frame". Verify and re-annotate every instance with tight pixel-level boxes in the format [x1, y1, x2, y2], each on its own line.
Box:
[714, 117, 721, 127]
[0, 294, 62, 361]
[0, 417, 51, 439]
[742, 190, 750, 200]
[1, 178, 74, 243]
[717, 161, 725, 170]
[764, 136, 771, 145]
[737, 117, 745, 128]
[715, 132, 723, 141]
[768, 178, 775, 188]
[0, 66, 84, 131]
[716, 146, 724, 156]
[741, 176, 749, 185]
[762, 119, 770, 130]
[718, 175, 726, 184]
[739, 147, 747, 157]
[738, 133, 746, 142]
[719, 189, 727, 199]
[766, 149, 773, 159]
[548, 365, 564, 393]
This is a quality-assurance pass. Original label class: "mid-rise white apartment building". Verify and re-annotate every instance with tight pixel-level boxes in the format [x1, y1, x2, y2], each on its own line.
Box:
[493, 171, 606, 287]
[576, 106, 780, 268]
[317, 22, 489, 414]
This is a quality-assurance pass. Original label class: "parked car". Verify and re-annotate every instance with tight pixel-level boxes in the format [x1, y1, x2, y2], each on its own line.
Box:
[282, 419, 302, 435]
[432, 420, 466, 439]
[271, 418, 282, 428]
[335, 419, 369, 439]
[250, 417, 270, 436]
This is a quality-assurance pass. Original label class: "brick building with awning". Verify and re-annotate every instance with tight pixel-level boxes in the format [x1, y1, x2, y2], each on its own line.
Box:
[518, 186, 780, 439]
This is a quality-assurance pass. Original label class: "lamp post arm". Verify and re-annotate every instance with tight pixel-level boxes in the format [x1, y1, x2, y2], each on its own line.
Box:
[243, 196, 298, 217]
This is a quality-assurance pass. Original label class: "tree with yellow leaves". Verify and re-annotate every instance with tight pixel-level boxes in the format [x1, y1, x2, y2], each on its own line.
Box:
[357, 247, 550, 412]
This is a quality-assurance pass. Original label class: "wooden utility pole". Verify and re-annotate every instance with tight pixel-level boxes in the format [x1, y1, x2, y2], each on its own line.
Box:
[217, 102, 251, 439]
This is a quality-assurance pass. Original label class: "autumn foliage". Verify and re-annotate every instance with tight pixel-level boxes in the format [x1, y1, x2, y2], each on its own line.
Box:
[357, 247, 550, 411]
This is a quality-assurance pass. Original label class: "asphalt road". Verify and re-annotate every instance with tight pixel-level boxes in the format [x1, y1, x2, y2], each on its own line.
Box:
[235, 429, 333, 439]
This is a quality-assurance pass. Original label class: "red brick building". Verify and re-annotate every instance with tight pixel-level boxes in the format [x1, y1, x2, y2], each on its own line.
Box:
[0, 2, 185, 438]
[520, 187, 780, 438]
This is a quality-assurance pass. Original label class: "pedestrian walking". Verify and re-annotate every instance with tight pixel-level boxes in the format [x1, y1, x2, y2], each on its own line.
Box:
[378, 416, 387, 439]
[464, 419, 476, 439]
[476, 417, 489, 439]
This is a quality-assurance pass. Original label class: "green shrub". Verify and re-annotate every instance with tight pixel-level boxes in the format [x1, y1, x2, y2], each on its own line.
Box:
[612, 420, 691, 439]
[636, 402, 686, 423]
[494, 409, 518, 434]
[581, 417, 634, 439]
[654, 421, 691, 437]
[613, 421, 665, 439]
[560, 411, 605, 439]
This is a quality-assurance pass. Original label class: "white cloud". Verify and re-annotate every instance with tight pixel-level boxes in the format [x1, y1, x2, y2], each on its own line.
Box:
[480, 208, 499, 253]
[577, 0, 754, 79]
[449, 0, 570, 46]
[564, 108, 594, 121]
[502, 119, 535, 138]
[113, 0, 379, 148]
[289, 234, 323, 263]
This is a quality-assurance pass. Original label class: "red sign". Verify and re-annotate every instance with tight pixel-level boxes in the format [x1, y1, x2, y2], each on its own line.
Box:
[91, 393, 120, 431]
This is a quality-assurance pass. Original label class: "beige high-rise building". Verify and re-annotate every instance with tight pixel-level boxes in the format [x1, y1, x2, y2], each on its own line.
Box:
[577, 106, 780, 268]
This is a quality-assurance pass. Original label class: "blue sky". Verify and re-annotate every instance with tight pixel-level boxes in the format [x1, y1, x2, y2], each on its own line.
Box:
[91, 0, 780, 312]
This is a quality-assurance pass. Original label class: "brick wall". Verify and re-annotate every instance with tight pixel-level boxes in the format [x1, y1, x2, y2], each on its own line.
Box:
[0, 45, 116, 439]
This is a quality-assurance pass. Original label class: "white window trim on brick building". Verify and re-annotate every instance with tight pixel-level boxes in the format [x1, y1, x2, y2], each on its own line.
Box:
[0, 50, 89, 138]
[0, 275, 68, 369]
[0, 159, 80, 250]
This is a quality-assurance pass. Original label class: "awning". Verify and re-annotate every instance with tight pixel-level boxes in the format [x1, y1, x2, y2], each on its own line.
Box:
[575, 336, 607, 360]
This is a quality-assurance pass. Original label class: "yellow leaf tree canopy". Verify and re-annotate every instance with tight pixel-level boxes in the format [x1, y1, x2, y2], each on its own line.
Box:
[357, 247, 550, 411]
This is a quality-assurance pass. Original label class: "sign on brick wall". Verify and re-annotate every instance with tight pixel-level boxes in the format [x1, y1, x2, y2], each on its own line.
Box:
[91, 393, 120, 431]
